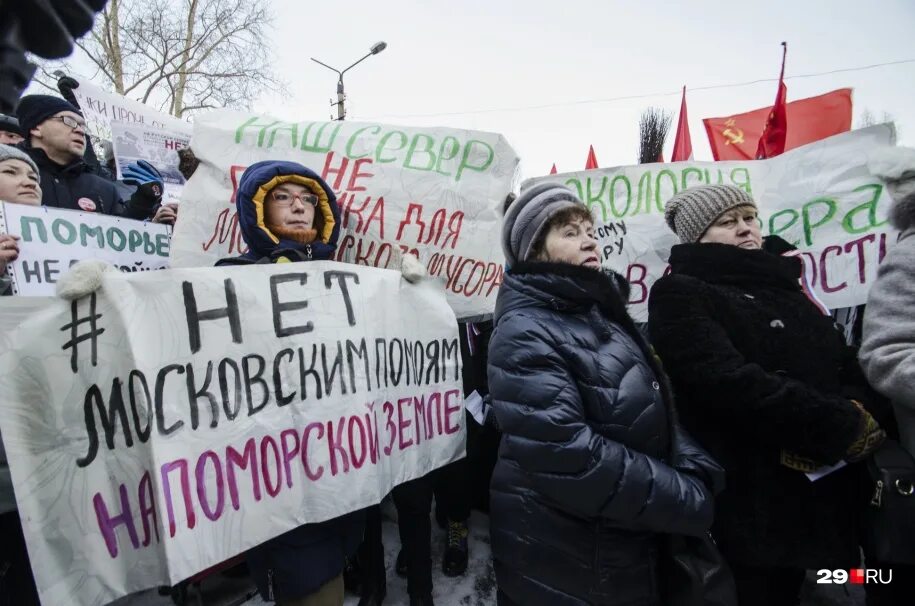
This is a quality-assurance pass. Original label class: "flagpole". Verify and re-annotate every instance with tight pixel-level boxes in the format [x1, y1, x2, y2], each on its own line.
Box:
[779, 41, 787, 80]
[756, 42, 789, 159]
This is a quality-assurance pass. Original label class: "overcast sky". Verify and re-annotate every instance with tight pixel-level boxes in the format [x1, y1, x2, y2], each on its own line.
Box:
[255, 0, 915, 179]
[42, 0, 915, 181]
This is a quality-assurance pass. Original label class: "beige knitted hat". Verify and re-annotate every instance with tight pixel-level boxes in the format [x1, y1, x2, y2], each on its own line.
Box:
[664, 184, 757, 243]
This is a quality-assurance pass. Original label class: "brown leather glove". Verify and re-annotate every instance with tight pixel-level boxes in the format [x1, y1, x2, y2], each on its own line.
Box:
[845, 401, 887, 462]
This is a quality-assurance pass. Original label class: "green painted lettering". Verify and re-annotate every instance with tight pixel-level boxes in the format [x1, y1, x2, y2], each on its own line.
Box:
[455, 140, 494, 182]
[609, 175, 632, 219]
[842, 184, 888, 235]
[376, 131, 408, 163]
[300, 122, 342, 153]
[768, 209, 800, 245]
[52, 219, 77, 245]
[79, 224, 104, 248]
[655, 170, 678, 213]
[585, 177, 609, 222]
[404, 134, 437, 171]
[19, 217, 48, 243]
[267, 122, 298, 149]
[234, 116, 279, 146]
[802, 198, 837, 246]
[681, 167, 704, 190]
[345, 125, 382, 159]
[435, 136, 460, 176]
[730, 168, 752, 194]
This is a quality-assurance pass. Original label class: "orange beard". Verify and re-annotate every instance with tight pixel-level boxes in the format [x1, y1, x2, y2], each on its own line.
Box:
[268, 223, 319, 245]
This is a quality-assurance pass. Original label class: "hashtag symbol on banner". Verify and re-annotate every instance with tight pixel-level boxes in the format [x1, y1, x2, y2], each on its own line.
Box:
[60, 293, 105, 373]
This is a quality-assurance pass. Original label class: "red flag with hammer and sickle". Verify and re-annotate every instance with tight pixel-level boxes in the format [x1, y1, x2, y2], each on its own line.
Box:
[702, 87, 852, 161]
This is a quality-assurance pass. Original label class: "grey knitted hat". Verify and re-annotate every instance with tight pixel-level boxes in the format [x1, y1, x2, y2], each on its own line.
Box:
[502, 182, 583, 266]
[664, 184, 757, 243]
[0, 144, 38, 176]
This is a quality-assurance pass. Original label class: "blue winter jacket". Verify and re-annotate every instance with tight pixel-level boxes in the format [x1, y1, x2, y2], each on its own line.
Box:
[487, 261, 722, 606]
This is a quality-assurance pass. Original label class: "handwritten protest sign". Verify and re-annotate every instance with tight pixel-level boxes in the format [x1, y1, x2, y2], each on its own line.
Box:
[526, 125, 898, 321]
[70, 78, 193, 143]
[112, 121, 190, 205]
[0, 202, 171, 296]
[0, 262, 462, 606]
[170, 110, 520, 319]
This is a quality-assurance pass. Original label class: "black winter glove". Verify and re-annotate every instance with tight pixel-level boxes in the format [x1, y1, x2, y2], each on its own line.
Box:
[57, 75, 81, 98]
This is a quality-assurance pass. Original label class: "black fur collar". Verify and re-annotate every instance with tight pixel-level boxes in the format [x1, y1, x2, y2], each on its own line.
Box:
[669, 241, 802, 291]
[504, 260, 634, 327]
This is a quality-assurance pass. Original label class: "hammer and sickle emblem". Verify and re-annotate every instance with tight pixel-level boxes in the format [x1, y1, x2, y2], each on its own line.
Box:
[722, 118, 745, 145]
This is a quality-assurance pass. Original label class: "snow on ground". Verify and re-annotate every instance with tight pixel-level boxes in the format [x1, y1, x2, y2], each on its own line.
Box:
[119, 503, 862, 606]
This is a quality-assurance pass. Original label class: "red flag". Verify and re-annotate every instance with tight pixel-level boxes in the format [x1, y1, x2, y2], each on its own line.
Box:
[585, 145, 599, 169]
[671, 86, 693, 161]
[702, 88, 852, 161]
[756, 42, 788, 159]
[549, 163, 557, 174]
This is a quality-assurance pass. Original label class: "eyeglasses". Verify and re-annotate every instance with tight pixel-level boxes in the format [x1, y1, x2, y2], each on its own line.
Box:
[50, 116, 87, 130]
[270, 191, 318, 207]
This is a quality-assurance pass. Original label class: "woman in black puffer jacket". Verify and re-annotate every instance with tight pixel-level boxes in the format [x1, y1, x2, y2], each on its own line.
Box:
[488, 183, 723, 606]
[648, 184, 890, 606]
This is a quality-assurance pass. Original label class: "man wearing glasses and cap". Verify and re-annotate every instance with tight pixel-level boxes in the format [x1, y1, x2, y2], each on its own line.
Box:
[15, 94, 163, 220]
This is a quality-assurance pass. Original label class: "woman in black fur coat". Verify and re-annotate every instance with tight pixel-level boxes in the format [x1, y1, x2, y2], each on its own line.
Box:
[648, 184, 888, 606]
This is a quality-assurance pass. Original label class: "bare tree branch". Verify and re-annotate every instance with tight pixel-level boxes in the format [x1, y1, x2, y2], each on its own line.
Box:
[51, 0, 284, 119]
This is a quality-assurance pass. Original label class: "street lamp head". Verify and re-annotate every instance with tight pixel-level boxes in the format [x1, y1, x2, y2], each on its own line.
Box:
[370, 41, 387, 55]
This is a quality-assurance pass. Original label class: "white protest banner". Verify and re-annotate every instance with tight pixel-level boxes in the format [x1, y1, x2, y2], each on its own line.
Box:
[0, 262, 463, 606]
[526, 125, 898, 321]
[70, 77, 193, 142]
[170, 110, 519, 319]
[0, 202, 171, 295]
[111, 121, 190, 204]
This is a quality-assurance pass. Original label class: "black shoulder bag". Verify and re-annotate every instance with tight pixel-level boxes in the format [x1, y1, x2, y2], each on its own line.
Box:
[866, 438, 915, 565]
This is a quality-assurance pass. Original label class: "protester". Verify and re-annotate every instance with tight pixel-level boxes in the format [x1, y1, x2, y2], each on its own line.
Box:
[861, 147, 915, 459]
[15, 94, 162, 220]
[391, 467, 438, 605]
[0, 144, 41, 294]
[215, 160, 365, 605]
[648, 184, 889, 606]
[0, 115, 23, 145]
[488, 183, 721, 606]
[213, 159, 426, 606]
[858, 145, 915, 606]
[0, 143, 40, 206]
[0, 143, 42, 605]
[122, 160, 178, 225]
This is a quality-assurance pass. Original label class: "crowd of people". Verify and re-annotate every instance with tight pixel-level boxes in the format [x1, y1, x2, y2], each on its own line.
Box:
[0, 81, 914, 606]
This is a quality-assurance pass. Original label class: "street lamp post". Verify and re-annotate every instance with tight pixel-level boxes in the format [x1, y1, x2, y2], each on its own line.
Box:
[311, 41, 387, 121]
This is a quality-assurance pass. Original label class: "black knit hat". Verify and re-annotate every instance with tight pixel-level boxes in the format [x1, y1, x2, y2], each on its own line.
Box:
[0, 114, 22, 136]
[16, 95, 82, 136]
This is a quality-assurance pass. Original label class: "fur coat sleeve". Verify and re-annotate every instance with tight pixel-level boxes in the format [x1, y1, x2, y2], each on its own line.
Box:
[649, 275, 861, 464]
[860, 225, 915, 437]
